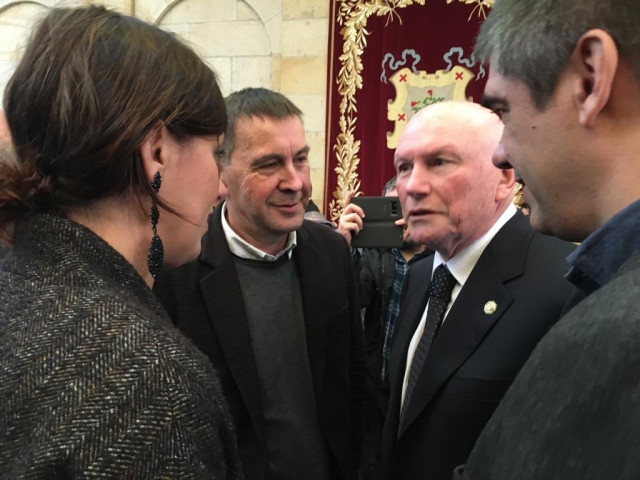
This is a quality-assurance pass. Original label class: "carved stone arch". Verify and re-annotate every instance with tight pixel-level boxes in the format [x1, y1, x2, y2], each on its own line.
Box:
[153, 0, 273, 94]
[243, 0, 279, 54]
[133, 0, 175, 25]
[154, 0, 276, 54]
[153, 0, 183, 25]
[0, 1, 45, 14]
[0, 1, 49, 103]
[243, 0, 279, 25]
[153, 0, 271, 29]
[0, 1, 49, 53]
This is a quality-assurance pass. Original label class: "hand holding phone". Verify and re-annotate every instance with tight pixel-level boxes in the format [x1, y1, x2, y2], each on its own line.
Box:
[336, 200, 365, 246]
[349, 196, 404, 248]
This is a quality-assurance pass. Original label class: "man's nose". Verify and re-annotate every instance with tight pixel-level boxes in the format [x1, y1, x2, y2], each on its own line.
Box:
[279, 161, 303, 191]
[492, 141, 512, 169]
[404, 165, 430, 198]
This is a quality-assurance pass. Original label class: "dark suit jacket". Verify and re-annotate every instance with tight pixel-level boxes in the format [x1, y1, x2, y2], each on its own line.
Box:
[382, 211, 579, 480]
[453, 256, 640, 480]
[154, 205, 367, 480]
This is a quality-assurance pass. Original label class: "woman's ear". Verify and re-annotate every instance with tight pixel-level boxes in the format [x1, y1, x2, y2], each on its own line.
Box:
[139, 122, 172, 181]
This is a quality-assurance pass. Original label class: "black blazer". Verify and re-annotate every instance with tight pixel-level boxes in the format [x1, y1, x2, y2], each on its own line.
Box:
[154, 205, 367, 480]
[382, 211, 579, 480]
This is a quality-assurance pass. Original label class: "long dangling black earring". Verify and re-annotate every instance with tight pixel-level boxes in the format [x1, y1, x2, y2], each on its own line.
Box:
[147, 171, 164, 278]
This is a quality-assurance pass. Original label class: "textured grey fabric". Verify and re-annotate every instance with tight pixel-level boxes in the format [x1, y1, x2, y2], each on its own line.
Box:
[0, 213, 242, 479]
[456, 251, 640, 480]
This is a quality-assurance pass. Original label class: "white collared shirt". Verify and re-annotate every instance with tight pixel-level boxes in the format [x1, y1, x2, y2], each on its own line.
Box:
[400, 204, 517, 405]
[220, 202, 297, 261]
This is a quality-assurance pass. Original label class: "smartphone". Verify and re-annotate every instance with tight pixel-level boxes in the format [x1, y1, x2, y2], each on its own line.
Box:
[350, 196, 404, 248]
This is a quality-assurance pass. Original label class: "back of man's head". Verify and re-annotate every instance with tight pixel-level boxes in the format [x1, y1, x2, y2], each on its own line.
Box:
[382, 175, 398, 196]
[220, 87, 303, 166]
[475, 0, 640, 109]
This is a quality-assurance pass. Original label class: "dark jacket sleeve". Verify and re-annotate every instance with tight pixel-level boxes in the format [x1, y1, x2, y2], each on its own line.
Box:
[357, 249, 378, 309]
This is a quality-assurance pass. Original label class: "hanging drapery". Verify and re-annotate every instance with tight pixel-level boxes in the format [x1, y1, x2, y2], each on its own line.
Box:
[324, 0, 494, 223]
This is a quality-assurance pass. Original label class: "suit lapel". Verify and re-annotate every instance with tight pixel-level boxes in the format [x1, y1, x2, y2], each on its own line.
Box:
[399, 257, 513, 435]
[398, 212, 533, 436]
[198, 206, 265, 440]
[293, 225, 327, 399]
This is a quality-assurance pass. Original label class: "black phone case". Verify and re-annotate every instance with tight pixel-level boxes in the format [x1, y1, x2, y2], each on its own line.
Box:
[350, 196, 404, 248]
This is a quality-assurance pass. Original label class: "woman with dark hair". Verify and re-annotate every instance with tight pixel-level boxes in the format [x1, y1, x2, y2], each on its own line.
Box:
[0, 6, 241, 478]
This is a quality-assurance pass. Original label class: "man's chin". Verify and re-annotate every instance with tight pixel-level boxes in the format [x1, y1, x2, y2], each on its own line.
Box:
[530, 210, 587, 243]
[529, 207, 564, 236]
[272, 216, 304, 234]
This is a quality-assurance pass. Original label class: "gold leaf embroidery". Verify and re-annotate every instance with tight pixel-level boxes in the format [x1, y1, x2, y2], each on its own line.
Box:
[329, 0, 494, 223]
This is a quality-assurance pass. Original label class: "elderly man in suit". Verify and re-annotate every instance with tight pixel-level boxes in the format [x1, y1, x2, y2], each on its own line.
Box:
[453, 0, 640, 478]
[381, 100, 578, 480]
[154, 88, 366, 480]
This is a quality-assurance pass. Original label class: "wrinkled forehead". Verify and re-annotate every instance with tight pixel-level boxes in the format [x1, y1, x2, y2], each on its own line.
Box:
[229, 114, 308, 163]
[234, 113, 297, 140]
[235, 113, 304, 140]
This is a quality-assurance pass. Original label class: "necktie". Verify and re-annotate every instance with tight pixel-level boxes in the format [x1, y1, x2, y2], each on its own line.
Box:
[400, 264, 457, 428]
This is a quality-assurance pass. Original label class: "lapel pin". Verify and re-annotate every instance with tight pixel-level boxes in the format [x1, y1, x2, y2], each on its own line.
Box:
[483, 300, 497, 315]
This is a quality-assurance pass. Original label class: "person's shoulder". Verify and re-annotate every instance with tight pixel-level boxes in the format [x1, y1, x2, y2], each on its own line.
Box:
[297, 220, 354, 270]
[4, 274, 184, 368]
[497, 211, 577, 259]
[412, 248, 434, 263]
[153, 238, 217, 296]
[75, 288, 212, 379]
[603, 250, 640, 308]
[299, 218, 345, 246]
[154, 254, 205, 290]
[530, 229, 577, 257]
[548, 251, 640, 348]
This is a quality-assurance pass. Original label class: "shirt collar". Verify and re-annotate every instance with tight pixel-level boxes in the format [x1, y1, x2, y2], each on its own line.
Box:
[221, 202, 297, 261]
[566, 198, 640, 294]
[433, 203, 517, 287]
[390, 248, 406, 264]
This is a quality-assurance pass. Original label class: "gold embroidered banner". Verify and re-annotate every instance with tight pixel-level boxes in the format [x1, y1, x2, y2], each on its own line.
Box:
[324, 0, 493, 223]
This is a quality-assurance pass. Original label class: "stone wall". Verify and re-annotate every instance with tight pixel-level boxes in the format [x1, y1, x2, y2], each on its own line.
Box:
[0, 0, 329, 210]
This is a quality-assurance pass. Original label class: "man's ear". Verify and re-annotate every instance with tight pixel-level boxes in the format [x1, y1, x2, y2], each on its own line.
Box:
[570, 29, 618, 128]
[139, 122, 173, 181]
[495, 167, 516, 203]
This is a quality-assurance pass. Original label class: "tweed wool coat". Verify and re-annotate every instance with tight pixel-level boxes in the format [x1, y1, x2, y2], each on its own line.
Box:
[0, 213, 242, 479]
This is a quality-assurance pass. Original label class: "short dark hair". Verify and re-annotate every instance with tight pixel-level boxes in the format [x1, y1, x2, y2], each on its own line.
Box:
[475, 0, 640, 108]
[0, 6, 226, 243]
[220, 87, 302, 166]
[382, 175, 397, 196]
